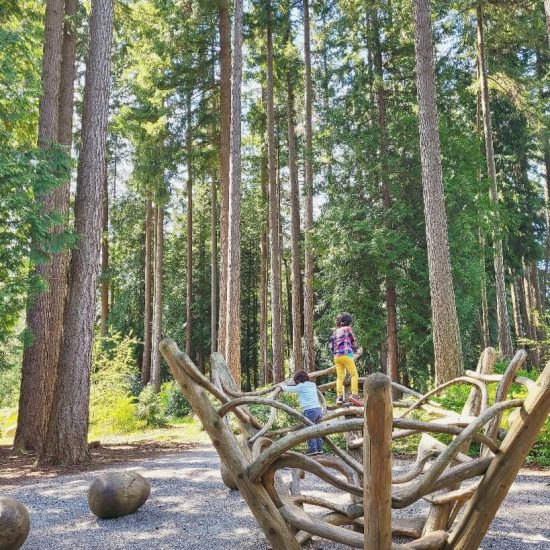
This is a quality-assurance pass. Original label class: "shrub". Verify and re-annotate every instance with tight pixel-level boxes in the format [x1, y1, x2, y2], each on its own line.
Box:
[89, 333, 142, 436]
[159, 381, 192, 418]
[136, 385, 167, 427]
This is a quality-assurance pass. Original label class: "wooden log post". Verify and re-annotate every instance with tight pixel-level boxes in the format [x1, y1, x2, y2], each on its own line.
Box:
[446, 361, 550, 549]
[363, 373, 393, 550]
[160, 339, 301, 550]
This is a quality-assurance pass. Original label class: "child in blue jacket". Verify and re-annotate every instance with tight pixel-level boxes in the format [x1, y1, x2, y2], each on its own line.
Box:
[280, 370, 323, 455]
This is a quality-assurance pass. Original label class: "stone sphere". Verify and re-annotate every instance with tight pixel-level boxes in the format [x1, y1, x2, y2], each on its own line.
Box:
[87, 471, 150, 519]
[0, 497, 30, 550]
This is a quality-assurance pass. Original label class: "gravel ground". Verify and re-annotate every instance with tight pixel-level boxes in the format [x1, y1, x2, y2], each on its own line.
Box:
[4, 444, 550, 550]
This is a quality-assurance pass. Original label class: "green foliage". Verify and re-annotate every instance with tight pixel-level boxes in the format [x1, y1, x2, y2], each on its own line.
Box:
[159, 381, 192, 418]
[136, 385, 167, 428]
[0, 357, 20, 408]
[0, 408, 17, 439]
[89, 333, 142, 436]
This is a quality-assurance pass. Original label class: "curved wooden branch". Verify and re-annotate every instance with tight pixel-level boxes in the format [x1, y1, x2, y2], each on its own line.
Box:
[160, 339, 301, 550]
[482, 349, 527, 453]
[267, 452, 363, 496]
[423, 484, 478, 505]
[392, 419, 500, 453]
[400, 377, 489, 419]
[448, 361, 550, 549]
[248, 387, 282, 444]
[391, 400, 521, 508]
[247, 418, 364, 483]
[290, 494, 348, 514]
[392, 457, 492, 508]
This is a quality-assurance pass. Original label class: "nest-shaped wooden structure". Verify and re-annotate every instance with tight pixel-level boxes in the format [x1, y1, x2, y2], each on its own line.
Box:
[160, 339, 550, 550]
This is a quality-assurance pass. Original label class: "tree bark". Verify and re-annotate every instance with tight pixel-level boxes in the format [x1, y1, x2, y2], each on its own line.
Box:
[510, 276, 524, 340]
[142, 193, 153, 385]
[543, 148, 550, 308]
[211, 170, 218, 353]
[266, 0, 284, 383]
[412, 0, 464, 383]
[260, 126, 270, 385]
[545, 0, 550, 50]
[100, 169, 109, 336]
[150, 203, 164, 391]
[186, 91, 193, 356]
[476, 4, 513, 358]
[286, 22, 303, 374]
[371, 1, 399, 397]
[218, 0, 231, 357]
[479, 232, 490, 349]
[225, 0, 243, 383]
[303, 0, 315, 372]
[39, 0, 115, 465]
[16, 0, 67, 452]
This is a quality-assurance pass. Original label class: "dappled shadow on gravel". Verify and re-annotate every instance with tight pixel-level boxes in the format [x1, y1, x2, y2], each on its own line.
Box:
[3, 445, 550, 549]
[0, 440, 196, 488]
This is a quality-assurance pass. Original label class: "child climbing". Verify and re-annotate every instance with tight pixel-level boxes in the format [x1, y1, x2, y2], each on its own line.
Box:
[280, 370, 324, 455]
[330, 312, 362, 406]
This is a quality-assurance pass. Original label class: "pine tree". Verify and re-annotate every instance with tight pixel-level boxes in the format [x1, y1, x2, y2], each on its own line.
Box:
[40, 0, 115, 465]
[412, 0, 464, 383]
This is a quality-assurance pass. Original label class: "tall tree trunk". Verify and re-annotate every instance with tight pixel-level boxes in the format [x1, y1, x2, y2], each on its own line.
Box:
[476, 87, 491, 350]
[545, 0, 550, 50]
[522, 261, 540, 367]
[225, 0, 243, 383]
[211, 170, 218, 353]
[218, 0, 231, 357]
[198, 188, 207, 368]
[286, 10, 303, 373]
[412, 0, 464, 383]
[100, 169, 109, 336]
[480, 232, 490, 349]
[39, 0, 115, 465]
[16, 0, 67, 452]
[142, 193, 153, 385]
[150, 203, 164, 391]
[186, 92, 193, 356]
[518, 270, 532, 343]
[303, 0, 315, 372]
[476, 4, 513, 358]
[260, 131, 270, 385]
[510, 275, 524, 341]
[543, 148, 550, 308]
[266, 0, 284, 383]
[371, 1, 399, 396]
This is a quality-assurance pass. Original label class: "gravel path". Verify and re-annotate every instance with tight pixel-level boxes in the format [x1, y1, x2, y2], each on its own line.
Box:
[4, 444, 550, 549]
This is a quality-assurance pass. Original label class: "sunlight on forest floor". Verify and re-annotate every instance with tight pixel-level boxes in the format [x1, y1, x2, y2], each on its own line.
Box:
[94, 417, 210, 446]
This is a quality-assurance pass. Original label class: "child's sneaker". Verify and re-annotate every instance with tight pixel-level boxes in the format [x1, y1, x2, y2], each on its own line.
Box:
[335, 395, 345, 406]
[348, 394, 364, 407]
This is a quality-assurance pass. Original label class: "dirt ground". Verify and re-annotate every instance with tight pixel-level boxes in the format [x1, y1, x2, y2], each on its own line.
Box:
[0, 440, 198, 488]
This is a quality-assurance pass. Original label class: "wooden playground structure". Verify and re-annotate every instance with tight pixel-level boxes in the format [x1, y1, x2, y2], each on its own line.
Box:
[160, 340, 550, 550]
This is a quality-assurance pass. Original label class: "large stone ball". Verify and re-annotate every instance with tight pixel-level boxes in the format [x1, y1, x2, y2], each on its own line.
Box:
[87, 471, 150, 519]
[0, 497, 30, 550]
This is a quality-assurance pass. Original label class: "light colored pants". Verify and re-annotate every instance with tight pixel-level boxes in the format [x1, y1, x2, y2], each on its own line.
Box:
[335, 354, 359, 396]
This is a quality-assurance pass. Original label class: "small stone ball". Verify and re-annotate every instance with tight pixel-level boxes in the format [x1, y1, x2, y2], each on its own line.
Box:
[87, 471, 150, 519]
[0, 497, 30, 550]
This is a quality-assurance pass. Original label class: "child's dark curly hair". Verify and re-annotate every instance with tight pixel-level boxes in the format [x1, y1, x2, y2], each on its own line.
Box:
[337, 312, 353, 327]
[293, 370, 310, 384]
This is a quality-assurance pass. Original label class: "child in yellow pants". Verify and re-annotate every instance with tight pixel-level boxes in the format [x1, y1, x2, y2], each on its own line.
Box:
[329, 312, 361, 405]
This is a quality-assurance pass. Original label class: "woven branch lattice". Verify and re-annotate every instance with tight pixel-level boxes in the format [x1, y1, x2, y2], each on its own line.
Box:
[160, 339, 550, 550]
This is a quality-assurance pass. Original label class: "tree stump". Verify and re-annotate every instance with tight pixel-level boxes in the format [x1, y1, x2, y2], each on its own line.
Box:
[0, 497, 30, 550]
[88, 471, 150, 519]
